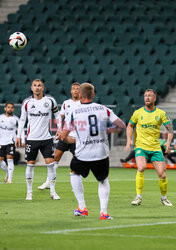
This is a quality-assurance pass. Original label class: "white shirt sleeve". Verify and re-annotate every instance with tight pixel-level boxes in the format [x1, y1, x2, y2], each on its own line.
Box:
[17, 102, 27, 138]
[106, 108, 118, 123]
[60, 101, 66, 116]
[63, 110, 74, 131]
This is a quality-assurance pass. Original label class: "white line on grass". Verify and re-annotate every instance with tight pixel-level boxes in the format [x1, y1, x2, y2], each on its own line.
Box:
[0, 178, 159, 184]
[43, 221, 176, 234]
[65, 233, 176, 240]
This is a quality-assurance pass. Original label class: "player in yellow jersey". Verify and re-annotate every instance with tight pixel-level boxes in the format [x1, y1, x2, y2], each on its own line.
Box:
[126, 89, 173, 206]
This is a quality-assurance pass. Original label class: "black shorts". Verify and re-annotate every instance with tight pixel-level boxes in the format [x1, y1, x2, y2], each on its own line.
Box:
[56, 140, 75, 155]
[25, 139, 54, 161]
[70, 156, 109, 181]
[0, 144, 15, 157]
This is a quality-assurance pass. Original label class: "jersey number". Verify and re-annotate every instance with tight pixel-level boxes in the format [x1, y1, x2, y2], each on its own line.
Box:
[88, 115, 98, 136]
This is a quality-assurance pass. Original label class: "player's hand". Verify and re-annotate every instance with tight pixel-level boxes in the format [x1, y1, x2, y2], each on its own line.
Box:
[22, 143, 26, 148]
[56, 131, 61, 140]
[125, 140, 133, 152]
[164, 141, 171, 154]
[15, 138, 21, 148]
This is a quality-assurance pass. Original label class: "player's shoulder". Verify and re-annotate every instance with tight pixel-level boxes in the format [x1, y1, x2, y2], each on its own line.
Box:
[21, 96, 33, 106]
[155, 107, 166, 115]
[133, 107, 144, 115]
[12, 114, 19, 120]
[44, 94, 56, 101]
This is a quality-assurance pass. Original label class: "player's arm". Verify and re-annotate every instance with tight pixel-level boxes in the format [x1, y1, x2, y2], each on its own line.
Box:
[126, 122, 135, 152]
[107, 118, 126, 133]
[164, 123, 173, 153]
[56, 129, 75, 144]
[15, 103, 27, 147]
[16, 117, 26, 147]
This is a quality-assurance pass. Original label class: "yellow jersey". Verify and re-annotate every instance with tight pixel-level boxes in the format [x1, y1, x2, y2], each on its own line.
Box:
[130, 107, 170, 151]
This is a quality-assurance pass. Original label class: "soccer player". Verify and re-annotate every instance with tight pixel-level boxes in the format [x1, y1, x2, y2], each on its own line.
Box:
[126, 89, 173, 206]
[15, 79, 60, 200]
[58, 83, 126, 220]
[0, 102, 25, 183]
[38, 82, 80, 190]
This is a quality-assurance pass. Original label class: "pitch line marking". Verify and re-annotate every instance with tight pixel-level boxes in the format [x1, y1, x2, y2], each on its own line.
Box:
[66, 233, 176, 240]
[0, 178, 159, 184]
[43, 221, 176, 234]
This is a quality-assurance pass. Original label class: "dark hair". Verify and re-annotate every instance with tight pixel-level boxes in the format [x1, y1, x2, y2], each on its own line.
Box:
[5, 102, 14, 107]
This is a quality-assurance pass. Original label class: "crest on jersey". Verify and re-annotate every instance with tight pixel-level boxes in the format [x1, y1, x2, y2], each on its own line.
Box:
[44, 102, 49, 108]
[155, 116, 160, 121]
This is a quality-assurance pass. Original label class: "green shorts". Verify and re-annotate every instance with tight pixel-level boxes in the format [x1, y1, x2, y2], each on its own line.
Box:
[135, 148, 165, 162]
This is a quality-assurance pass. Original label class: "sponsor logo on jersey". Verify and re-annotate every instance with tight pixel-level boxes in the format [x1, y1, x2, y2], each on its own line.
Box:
[30, 111, 49, 117]
[31, 105, 35, 109]
[83, 138, 105, 145]
[0, 125, 13, 131]
[136, 150, 141, 154]
[44, 102, 49, 108]
[141, 124, 157, 129]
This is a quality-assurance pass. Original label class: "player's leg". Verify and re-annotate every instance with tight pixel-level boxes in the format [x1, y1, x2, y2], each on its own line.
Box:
[45, 158, 60, 200]
[6, 144, 15, 183]
[131, 149, 148, 205]
[70, 156, 88, 216]
[40, 139, 60, 199]
[25, 141, 38, 200]
[91, 157, 112, 220]
[38, 140, 66, 190]
[152, 152, 173, 206]
[0, 146, 8, 182]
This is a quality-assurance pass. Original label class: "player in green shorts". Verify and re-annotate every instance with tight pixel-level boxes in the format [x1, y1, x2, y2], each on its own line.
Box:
[126, 89, 173, 206]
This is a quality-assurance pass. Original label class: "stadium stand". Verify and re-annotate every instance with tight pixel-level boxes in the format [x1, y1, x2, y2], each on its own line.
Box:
[0, 0, 176, 122]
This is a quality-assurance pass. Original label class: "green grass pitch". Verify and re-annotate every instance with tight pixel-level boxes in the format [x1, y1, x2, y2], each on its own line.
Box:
[0, 166, 176, 250]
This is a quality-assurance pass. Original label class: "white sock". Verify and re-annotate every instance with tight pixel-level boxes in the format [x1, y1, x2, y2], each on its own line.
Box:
[98, 178, 110, 214]
[70, 173, 85, 210]
[26, 164, 34, 194]
[47, 163, 56, 194]
[45, 161, 59, 183]
[7, 159, 14, 182]
[0, 160, 8, 174]
[137, 194, 142, 199]
[161, 195, 167, 200]
[54, 161, 59, 172]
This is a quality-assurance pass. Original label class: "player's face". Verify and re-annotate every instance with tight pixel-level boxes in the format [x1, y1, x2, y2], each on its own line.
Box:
[5, 104, 14, 115]
[144, 91, 156, 107]
[31, 81, 44, 96]
[71, 85, 80, 99]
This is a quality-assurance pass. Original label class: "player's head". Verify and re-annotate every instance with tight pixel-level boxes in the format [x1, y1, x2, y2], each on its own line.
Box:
[144, 89, 157, 107]
[71, 82, 80, 100]
[4, 102, 14, 115]
[79, 83, 95, 100]
[31, 79, 44, 96]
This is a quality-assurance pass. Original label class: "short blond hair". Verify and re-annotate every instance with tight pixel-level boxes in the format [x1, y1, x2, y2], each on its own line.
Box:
[80, 83, 94, 99]
[144, 89, 157, 96]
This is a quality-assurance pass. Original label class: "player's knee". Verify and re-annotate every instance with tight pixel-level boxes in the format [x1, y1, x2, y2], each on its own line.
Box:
[159, 171, 166, 179]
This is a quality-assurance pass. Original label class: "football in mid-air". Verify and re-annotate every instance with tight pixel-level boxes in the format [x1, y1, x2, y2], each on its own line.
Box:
[9, 32, 27, 50]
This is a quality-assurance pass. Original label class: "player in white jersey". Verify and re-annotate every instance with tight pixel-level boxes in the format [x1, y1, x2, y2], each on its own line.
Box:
[0, 102, 25, 183]
[38, 82, 80, 190]
[15, 79, 60, 200]
[58, 83, 126, 220]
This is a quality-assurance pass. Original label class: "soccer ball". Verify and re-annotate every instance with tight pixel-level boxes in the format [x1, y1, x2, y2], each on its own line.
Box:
[9, 32, 27, 50]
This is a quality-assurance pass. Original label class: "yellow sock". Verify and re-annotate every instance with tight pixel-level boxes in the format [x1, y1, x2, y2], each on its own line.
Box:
[159, 178, 168, 196]
[136, 171, 144, 195]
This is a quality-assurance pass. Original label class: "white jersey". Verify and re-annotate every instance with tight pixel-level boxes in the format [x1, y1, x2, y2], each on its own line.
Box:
[0, 114, 25, 145]
[17, 95, 59, 141]
[65, 102, 118, 161]
[60, 99, 80, 138]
